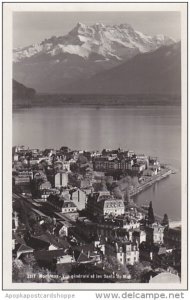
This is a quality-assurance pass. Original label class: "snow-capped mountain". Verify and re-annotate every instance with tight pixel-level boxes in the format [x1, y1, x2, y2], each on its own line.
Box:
[14, 22, 175, 62]
[13, 22, 175, 93]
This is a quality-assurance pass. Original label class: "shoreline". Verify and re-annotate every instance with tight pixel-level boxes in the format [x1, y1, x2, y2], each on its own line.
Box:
[126, 167, 181, 223]
[130, 168, 172, 198]
[13, 103, 181, 111]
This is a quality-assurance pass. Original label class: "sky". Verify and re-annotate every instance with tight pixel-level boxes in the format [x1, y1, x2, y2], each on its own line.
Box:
[13, 11, 181, 48]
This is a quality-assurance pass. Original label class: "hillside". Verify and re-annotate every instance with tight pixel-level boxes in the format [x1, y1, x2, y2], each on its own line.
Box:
[69, 42, 181, 95]
[13, 80, 36, 107]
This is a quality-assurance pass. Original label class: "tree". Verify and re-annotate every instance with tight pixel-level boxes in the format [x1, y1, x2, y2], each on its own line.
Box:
[77, 155, 88, 165]
[148, 201, 155, 225]
[128, 261, 152, 282]
[93, 180, 108, 192]
[162, 213, 169, 227]
[38, 160, 48, 172]
[112, 186, 123, 199]
[131, 176, 139, 188]
[12, 256, 62, 283]
[124, 188, 131, 206]
[105, 176, 114, 190]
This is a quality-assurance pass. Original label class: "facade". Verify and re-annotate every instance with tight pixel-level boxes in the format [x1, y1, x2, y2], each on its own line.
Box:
[87, 192, 124, 217]
[123, 219, 140, 231]
[61, 201, 78, 214]
[116, 241, 139, 266]
[57, 254, 74, 264]
[164, 227, 181, 249]
[94, 158, 134, 172]
[94, 156, 147, 174]
[47, 194, 77, 213]
[143, 169, 157, 176]
[14, 176, 31, 185]
[40, 188, 59, 201]
[54, 172, 68, 188]
[39, 181, 52, 190]
[103, 199, 125, 216]
[69, 188, 87, 211]
[146, 223, 165, 244]
[132, 230, 146, 245]
[62, 161, 71, 172]
[54, 221, 73, 237]
[132, 163, 146, 173]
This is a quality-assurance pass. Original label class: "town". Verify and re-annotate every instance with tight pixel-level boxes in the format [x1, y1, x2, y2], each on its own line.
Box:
[12, 145, 181, 283]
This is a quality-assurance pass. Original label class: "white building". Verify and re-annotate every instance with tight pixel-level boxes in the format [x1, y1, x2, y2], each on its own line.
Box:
[55, 172, 68, 188]
[116, 242, 139, 266]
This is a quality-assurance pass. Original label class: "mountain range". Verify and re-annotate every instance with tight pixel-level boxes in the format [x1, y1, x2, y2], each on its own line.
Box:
[70, 42, 181, 95]
[13, 22, 180, 95]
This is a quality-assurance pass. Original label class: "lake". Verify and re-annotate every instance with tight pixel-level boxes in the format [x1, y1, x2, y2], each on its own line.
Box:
[13, 105, 181, 221]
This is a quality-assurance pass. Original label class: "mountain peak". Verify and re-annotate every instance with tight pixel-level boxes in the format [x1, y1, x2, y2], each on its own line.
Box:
[14, 21, 175, 62]
[13, 22, 178, 93]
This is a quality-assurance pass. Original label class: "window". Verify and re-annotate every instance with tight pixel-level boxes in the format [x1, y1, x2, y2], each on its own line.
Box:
[128, 258, 130, 262]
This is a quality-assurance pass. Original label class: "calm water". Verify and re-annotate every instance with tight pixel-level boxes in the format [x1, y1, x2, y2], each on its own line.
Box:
[13, 105, 181, 220]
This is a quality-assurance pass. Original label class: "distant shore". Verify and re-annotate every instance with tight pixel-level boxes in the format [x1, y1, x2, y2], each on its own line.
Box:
[13, 93, 181, 109]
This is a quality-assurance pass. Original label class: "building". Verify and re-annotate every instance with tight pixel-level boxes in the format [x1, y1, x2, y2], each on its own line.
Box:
[93, 157, 134, 173]
[143, 168, 158, 176]
[14, 176, 31, 185]
[132, 163, 146, 173]
[61, 201, 78, 214]
[53, 220, 74, 238]
[123, 219, 140, 231]
[39, 181, 52, 190]
[164, 226, 181, 249]
[62, 161, 71, 172]
[40, 188, 59, 201]
[16, 244, 34, 259]
[103, 199, 125, 217]
[47, 194, 77, 214]
[69, 188, 87, 211]
[106, 239, 139, 266]
[87, 192, 124, 218]
[54, 172, 68, 188]
[146, 223, 165, 244]
[116, 241, 139, 266]
[132, 229, 146, 245]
